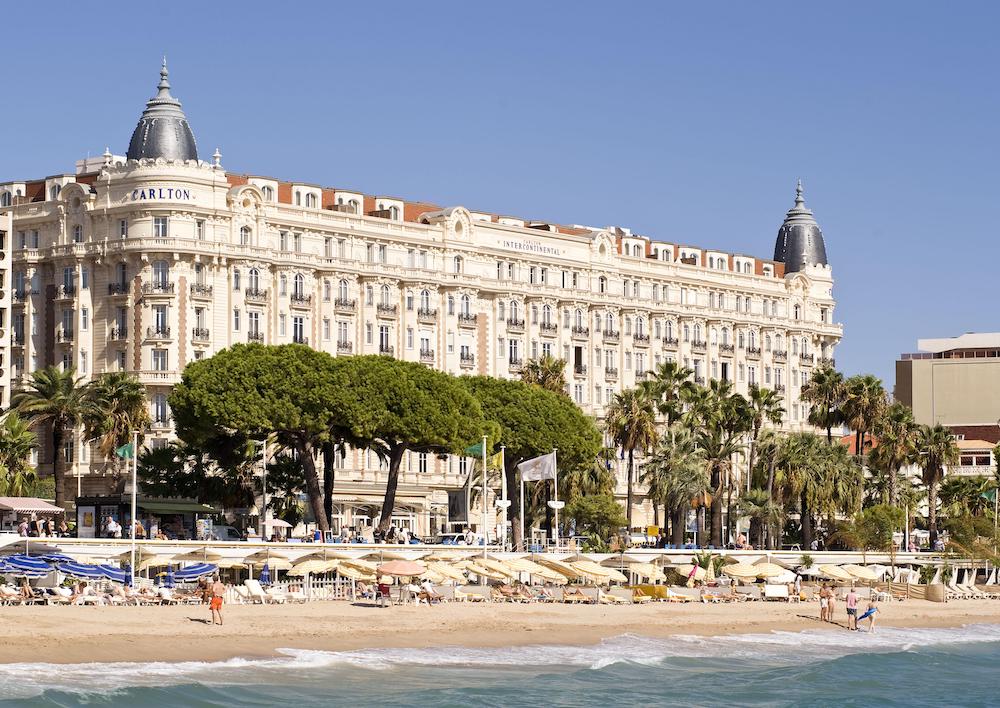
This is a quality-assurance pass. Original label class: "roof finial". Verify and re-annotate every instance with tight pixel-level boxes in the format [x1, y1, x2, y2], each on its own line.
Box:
[795, 179, 804, 207]
[212, 147, 222, 168]
[103, 146, 112, 167]
[156, 57, 171, 97]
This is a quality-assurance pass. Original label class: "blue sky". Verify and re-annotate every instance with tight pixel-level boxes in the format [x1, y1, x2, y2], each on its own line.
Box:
[3, 1, 996, 388]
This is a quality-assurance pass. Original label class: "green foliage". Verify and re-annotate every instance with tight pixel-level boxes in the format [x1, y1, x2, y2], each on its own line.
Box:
[942, 514, 1000, 561]
[918, 564, 937, 585]
[21, 476, 54, 500]
[565, 493, 627, 541]
[0, 413, 39, 497]
[519, 355, 568, 395]
[605, 387, 659, 526]
[835, 504, 905, 559]
[84, 372, 151, 462]
[799, 553, 814, 570]
[691, 550, 726, 574]
[137, 441, 256, 510]
[799, 365, 846, 441]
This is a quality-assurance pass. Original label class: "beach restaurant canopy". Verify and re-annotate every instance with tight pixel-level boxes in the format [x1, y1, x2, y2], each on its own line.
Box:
[0, 497, 64, 532]
[75, 495, 219, 540]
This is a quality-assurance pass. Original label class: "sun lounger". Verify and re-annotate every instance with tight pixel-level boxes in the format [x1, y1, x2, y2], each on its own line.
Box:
[764, 584, 790, 602]
[234, 586, 251, 604]
[608, 587, 637, 604]
[734, 585, 761, 601]
[600, 588, 630, 604]
[958, 583, 987, 599]
[244, 579, 285, 604]
[455, 585, 490, 602]
[562, 587, 591, 604]
[628, 587, 654, 603]
[665, 588, 693, 603]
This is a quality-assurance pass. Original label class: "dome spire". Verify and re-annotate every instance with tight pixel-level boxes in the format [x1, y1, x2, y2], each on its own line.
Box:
[773, 180, 828, 273]
[156, 56, 171, 97]
[126, 59, 199, 162]
[795, 178, 804, 207]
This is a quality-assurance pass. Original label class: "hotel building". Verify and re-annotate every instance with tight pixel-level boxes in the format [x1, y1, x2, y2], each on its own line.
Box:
[0, 64, 841, 534]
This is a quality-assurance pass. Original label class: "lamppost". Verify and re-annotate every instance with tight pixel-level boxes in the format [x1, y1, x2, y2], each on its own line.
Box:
[258, 439, 268, 539]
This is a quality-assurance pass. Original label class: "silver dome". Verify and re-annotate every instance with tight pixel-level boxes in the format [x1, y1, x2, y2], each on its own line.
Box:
[126, 60, 198, 162]
[773, 180, 828, 273]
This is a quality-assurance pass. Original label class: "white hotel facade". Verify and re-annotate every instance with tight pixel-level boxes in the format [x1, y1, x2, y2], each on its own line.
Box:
[0, 65, 841, 535]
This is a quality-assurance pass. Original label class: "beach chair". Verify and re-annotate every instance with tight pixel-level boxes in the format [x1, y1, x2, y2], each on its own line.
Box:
[629, 587, 654, 603]
[0, 585, 24, 605]
[600, 588, 630, 604]
[563, 587, 590, 604]
[607, 587, 635, 604]
[244, 579, 284, 604]
[764, 585, 790, 602]
[265, 588, 290, 604]
[156, 587, 181, 605]
[958, 583, 987, 599]
[455, 585, 488, 602]
[665, 588, 693, 603]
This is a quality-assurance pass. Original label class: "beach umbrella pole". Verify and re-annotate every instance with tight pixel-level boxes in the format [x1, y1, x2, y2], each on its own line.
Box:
[129, 429, 138, 588]
[481, 435, 488, 560]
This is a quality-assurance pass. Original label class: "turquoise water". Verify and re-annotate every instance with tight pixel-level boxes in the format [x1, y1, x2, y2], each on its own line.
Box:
[3, 625, 1000, 707]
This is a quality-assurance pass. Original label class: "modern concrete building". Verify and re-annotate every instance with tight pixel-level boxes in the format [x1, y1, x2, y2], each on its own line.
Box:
[0, 63, 842, 534]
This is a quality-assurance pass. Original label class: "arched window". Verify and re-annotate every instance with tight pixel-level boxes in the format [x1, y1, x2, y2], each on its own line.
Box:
[575, 308, 584, 327]
[710, 327, 718, 345]
[666, 320, 674, 340]
[632, 244, 641, 257]
[693, 324, 702, 342]
[793, 304, 801, 320]
[654, 320, 661, 338]
[292, 273, 304, 297]
[348, 199, 360, 214]
[248, 268, 260, 291]
[776, 335, 784, 351]
[598, 276, 607, 294]
[261, 185, 274, 201]
[606, 313, 614, 332]
[240, 226, 251, 245]
[388, 205, 400, 220]
[738, 331, 745, 349]
[722, 327, 730, 345]
[420, 289, 431, 311]
[306, 193, 317, 208]
[365, 285, 373, 305]
[279, 273, 287, 295]
[380, 285, 391, 307]
[636, 318, 645, 336]
[338, 279, 349, 301]
[683, 324, 690, 342]
[453, 255, 463, 273]
[460, 294, 471, 316]
[542, 305, 553, 325]
[802, 338, 809, 356]
[749, 330, 757, 349]
[152, 260, 169, 287]
[510, 300, 519, 320]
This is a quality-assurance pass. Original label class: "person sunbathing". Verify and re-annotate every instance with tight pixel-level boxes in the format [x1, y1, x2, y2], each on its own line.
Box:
[418, 579, 442, 605]
[356, 581, 375, 600]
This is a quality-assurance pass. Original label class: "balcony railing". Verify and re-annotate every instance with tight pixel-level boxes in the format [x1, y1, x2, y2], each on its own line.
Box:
[604, 367, 618, 379]
[719, 343, 735, 353]
[694, 375, 706, 385]
[691, 339, 707, 351]
[746, 346, 762, 357]
[633, 333, 650, 345]
[775, 383, 786, 392]
[420, 348, 435, 363]
[773, 350, 787, 361]
[108, 283, 129, 296]
[192, 327, 210, 341]
[109, 326, 127, 341]
[245, 288, 269, 302]
[377, 303, 398, 317]
[290, 293, 312, 307]
[539, 322, 558, 335]
[571, 325, 590, 338]
[141, 282, 174, 295]
[819, 357, 836, 368]
[508, 358, 523, 372]
[417, 308, 437, 323]
[574, 364, 587, 376]
[334, 298, 356, 313]
[799, 354, 815, 365]
[56, 329, 74, 343]
[506, 318, 525, 332]
[13, 336, 25, 346]
[190, 283, 213, 297]
[602, 330, 620, 343]
[948, 464, 998, 477]
[460, 352, 475, 368]
[146, 326, 171, 339]
[663, 336, 679, 347]
[247, 331, 265, 343]
[56, 285, 76, 299]
[379, 344, 395, 356]
[293, 335, 309, 345]
[151, 416, 172, 429]
[337, 340, 353, 354]
[457, 313, 477, 327]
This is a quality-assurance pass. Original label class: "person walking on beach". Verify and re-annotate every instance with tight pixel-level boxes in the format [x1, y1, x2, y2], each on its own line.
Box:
[845, 587, 859, 630]
[827, 586, 837, 622]
[857, 599, 879, 633]
[819, 584, 830, 621]
[210, 575, 226, 625]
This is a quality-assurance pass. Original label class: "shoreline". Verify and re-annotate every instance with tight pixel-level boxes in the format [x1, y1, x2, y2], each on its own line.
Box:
[1, 600, 998, 665]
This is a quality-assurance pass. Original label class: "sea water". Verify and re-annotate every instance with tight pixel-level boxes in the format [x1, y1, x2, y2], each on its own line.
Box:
[3, 624, 1000, 707]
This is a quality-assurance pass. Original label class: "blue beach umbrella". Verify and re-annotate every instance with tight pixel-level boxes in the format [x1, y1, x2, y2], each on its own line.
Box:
[39, 553, 75, 563]
[5, 555, 52, 574]
[259, 562, 271, 586]
[175, 563, 217, 581]
[55, 562, 105, 580]
[165, 566, 175, 588]
[98, 564, 130, 584]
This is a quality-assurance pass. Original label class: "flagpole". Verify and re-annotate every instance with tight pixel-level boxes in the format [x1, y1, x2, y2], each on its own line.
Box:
[500, 445, 507, 552]
[553, 448, 559, 550]
[129, 429, 138, 589]
[519, 468, 525, 553]
[481, 434, 488, 560]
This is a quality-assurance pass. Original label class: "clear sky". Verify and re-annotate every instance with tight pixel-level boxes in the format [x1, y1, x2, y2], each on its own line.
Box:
[3, 1, 996, 389]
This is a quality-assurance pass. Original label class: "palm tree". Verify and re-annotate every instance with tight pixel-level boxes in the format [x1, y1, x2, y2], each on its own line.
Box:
[869, 402, 918, 505]
[841, 374, 886, 461]
[638, 360, 695, 425]
[84, 371, 151, 465]
[778, 432, 821, 548]
[745, 384, 784, 485]
[915, 424, 959, 548]
[605, 388, 658, 527]
[940, 475, 995, 518]
[738, 488, 782, 548]
[799, 365, 846, 442]
[641, 425, 704, 532]
[520, 355, 568, 395]
[12, 366, 91, 508]
[0, 413, 39, 497]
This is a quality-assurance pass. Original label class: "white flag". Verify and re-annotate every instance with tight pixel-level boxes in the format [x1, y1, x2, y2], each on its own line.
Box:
[518, 452, 557, 482]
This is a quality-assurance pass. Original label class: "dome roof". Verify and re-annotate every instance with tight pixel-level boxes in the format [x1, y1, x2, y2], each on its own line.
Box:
[126, 60, 198, 162]
[773, 180, 828, 273]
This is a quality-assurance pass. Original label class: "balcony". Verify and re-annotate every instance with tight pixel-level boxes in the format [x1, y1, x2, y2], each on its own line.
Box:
[108, 283, 129, 297]
[457, 313, 477, 328]
[56, 329, 74, 343]
[334, 298, 356, 314]
[948, 464, 998, 477]
[775, 383, 786, 393]
[506, 318, 525, 332]
[419, 348, 435, 364]
[137, 370, 178, 384]
[602, 329, 620, 343]
[417, 308, 438, 324]
[55, 285, 76, 300]
[574, 364, 587, 376]
[691, 339, 707, 351]
[799, 354, 815, 366]
[151, 416, 172, 430]
[377, 303, 398, 318]
[662, 336, 679, 348]
[746, 346, 762, 358]
[633, 333, 650, 346]
[379, 344, 395, 356]
[694, 375, 706, 385]
[773, 350, 787, 362]
[247, 331, 265, 343]
[292, 335, 309, 345]
[146, 326, 172, 340]
[604, 366, 618, 380]
[192, 327, 210, 342]
[245, 288, 269, 303]
[508, 358, 523, 373]
[290, 293, 312, 307]
[571, 325, 590, 339]
[819, 357, 836, 368]
[539, 322, 558, 336]
[460, 352, 475, 368]
[190, 283, 213, 298]
[141, 282, 174, 296]
[719, 343, 735, 354]
[336, 340, 353, 354]
[109, 326, 127, 341]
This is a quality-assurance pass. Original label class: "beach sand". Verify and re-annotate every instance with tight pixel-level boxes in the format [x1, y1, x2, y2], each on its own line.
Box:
[1, 599, 997, 664]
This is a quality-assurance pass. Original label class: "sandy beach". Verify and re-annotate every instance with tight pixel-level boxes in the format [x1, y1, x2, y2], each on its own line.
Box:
[1, 599, 997, 665]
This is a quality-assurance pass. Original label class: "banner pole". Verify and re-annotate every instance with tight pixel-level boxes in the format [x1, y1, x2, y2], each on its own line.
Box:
[520, 472, 525, 553]
[500, 445, 507, 552]
[482, 435, 488, 560]
[553, 448, 559, 551]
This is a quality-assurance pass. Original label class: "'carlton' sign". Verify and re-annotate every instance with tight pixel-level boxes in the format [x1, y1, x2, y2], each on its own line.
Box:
[129, 187, 194, 201]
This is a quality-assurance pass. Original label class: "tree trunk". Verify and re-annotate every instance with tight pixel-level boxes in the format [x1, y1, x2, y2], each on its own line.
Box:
[800, 490, 812, 550]
[625, 449, 634, 528]
[376, 443, 406, 533]
[52, 426, 65, 508]
[748, 424, 760, 488]
[671, 505, 685, 546]
[651, 498, 660, 527]
[888, 467, 898, 506]
[505, 458, 522, 550]
[928, 479, 939, 548]
[710, 464, 723, 547]
[297, 440, 329, 531]
[321, 441, 336, 531]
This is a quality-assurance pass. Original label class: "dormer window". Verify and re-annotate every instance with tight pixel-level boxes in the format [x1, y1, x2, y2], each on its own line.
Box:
[261, 185, 274, 201]
[305, 193, 317, 208]
[294, 191, 301, 206]
[632, 244, 641, 257]
[0, 192, 10, 207]
[50, 185, 61, 200]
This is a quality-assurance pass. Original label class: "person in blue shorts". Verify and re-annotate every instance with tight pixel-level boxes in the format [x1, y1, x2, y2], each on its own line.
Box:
[857, 599, 879, 633]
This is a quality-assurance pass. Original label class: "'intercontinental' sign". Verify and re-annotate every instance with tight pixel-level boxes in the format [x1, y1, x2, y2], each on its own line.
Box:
[500, 238, 563, 256]
[129, 186, 195, 201]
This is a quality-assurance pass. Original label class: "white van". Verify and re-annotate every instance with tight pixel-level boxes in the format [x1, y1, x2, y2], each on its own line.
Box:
[203, 525, 244, 542]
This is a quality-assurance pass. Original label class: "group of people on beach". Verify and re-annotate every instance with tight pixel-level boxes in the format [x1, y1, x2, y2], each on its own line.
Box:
[819, 584, 878, 632]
